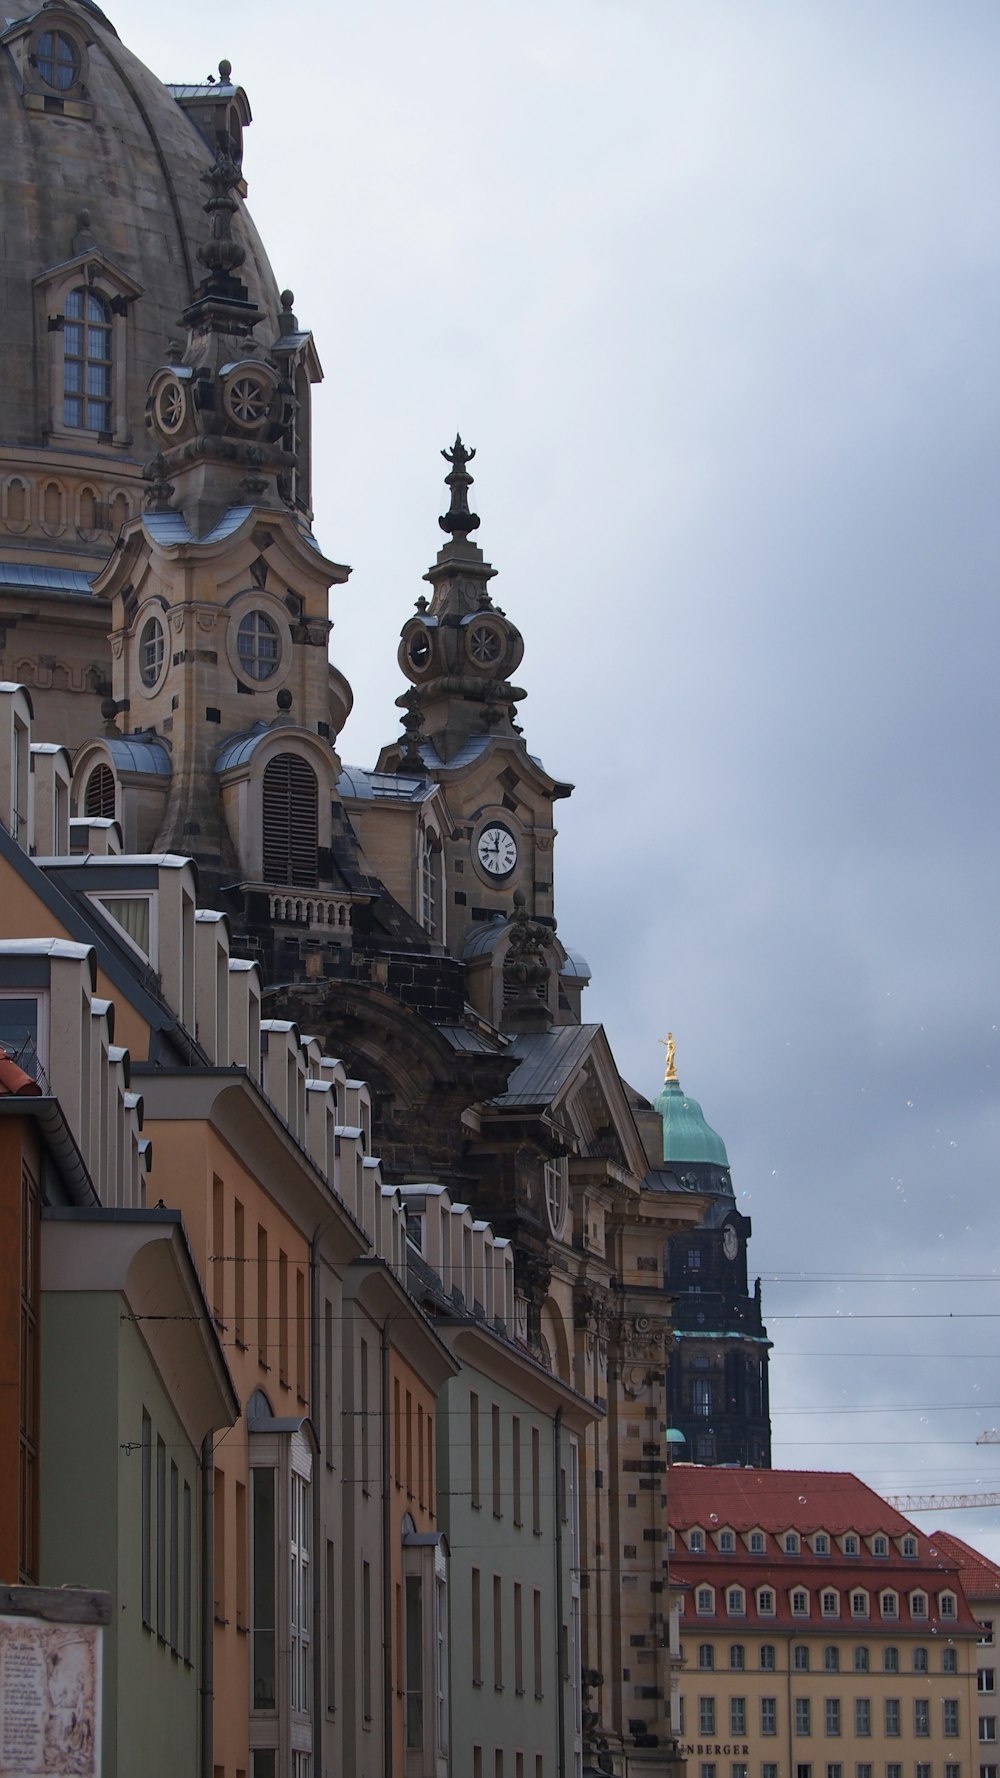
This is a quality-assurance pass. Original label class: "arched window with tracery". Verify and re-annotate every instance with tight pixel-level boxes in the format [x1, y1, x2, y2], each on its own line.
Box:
[262, 753, 318, 887]
[84, 762, 116, 820]
[63, 289, 112, 431]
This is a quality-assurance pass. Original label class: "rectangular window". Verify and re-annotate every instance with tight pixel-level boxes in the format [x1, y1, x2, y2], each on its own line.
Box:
[169, 1461, 179, 1650]
[278, 1251, 289, 1384]
[290, 1470, 311, 1715]
[531, 1426, 541, 1535]
[982, 1674, 997, 1695]
[212, 1175, 225, 1325]
[856, 1701, 871, 1737]
[731, 1699, 747, 1735]
[492, 1404, 502, 1518]
[360, 1341, 370, 1495]
[234, 1200, 246, 1345]
[231, 1478, 246, 1634]
[512, 1416, 522, 1525]
[947, 1767, 960, 1778]
[256, 1225, 268, 1368]
[826, 1700, 841, 1737]
[325, 1541, 336, 1712]
[182, 1480, 192, 1662]
[362, 1560, 373, 1722]
[700, 1699, 716, 1735]
[764, 1766, 779, 1778]
[761, 1698, 777, 1736]
[982, 1625, 996, 1647]
[214, 1465, 226, 1623]
[493, 1575, 503, 1690]
[141, 1411, 152, 1628]
[761, 1645, 777, 1671]
[251, 1467, 277, 1711]
[916, 1700, 930, 1737]
[827, 1767, 842, 1778]
[795, 1647, 811, 1672]
[981, 1722, 998, 1745]
[796, 1699, 812, 1737]
[945, 1703, 960, 1739]
[854, 1648, 870, 1673]
[916, 1767, 931, 1778]
[405, 1572, 423, 1751]
[886, 1767, 902, 1778]
[885, 1701, 900, 1738]
[701, 1766, 716, 1778]
[471, 1568, 482, 1684]
[533, 1589, 543, 1699]
[296, 1269, 307, 1401]
[470, 1392, 481, 1509]
[514, 1582, 524, 1694]
[857, 1767, 872, 1778]
[156, 1435, 166, 1640]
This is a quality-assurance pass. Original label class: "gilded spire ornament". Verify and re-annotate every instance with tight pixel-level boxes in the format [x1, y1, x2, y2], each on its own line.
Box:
[660, 1031, 678, 1083]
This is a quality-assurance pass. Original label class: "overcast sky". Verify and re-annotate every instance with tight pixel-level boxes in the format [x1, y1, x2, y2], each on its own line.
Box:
[117, 0, 1000, 1553]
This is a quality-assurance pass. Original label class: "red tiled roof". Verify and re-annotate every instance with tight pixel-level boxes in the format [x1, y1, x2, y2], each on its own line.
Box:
[930, 1530, 1000, 1602]
[668, 1467, 917, 1536]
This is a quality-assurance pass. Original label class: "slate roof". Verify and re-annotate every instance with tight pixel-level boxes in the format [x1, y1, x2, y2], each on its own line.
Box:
[144, 505, 253, 547]
[105, 735, 172, 776]
[338, 766, 430, 802]
[490, 1023, 603, 1108]
[0, 563, 94, 594]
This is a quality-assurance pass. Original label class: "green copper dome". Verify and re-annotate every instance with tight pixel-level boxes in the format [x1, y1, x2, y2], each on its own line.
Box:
[654, 1075, 730, 1167]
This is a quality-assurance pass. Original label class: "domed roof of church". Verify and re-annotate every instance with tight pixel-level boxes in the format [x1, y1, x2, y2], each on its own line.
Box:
[0, 0, 281, 473]
[654, 1074, 730, 1168]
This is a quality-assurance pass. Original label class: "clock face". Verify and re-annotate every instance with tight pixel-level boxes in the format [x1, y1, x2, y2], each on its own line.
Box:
[476, 824, 518, 879]
[722, 1225, 739, 1261]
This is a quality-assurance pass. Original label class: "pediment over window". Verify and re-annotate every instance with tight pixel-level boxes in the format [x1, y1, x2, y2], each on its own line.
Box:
[35, 252, 143, 448]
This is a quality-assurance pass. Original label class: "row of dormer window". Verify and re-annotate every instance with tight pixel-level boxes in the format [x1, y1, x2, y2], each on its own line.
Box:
[689, 1582, 959, 1621]
[695, 1642, 960, 1675]
[678, 1527, 920, 1560]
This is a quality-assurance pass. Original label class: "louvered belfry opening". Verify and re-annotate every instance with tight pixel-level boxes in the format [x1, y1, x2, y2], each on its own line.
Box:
[262, 753, 319, 887]
[84, 762, 116, 819]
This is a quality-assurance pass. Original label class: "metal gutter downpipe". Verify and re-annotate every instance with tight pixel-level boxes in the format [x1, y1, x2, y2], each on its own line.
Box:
[554, 1407, 566, 1778]
[382, 1316, 393, 1778]
[200, 1433, 214, 1778]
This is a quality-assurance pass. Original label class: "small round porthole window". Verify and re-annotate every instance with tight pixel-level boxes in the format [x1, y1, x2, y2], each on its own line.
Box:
[237, 609, 280, 681]
[406, 628, 432, 670]
[467, 621, 502, 665]
[35, 30, 80, 90]
[139, 615, 165, 687]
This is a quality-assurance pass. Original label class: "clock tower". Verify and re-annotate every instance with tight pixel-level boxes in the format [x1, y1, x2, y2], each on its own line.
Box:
[654, 1039, 772, 1467]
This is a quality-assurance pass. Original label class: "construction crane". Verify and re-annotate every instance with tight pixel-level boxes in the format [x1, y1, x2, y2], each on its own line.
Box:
[884, 1492, 1000, 1512]
[977, 1431, 1000, 1445]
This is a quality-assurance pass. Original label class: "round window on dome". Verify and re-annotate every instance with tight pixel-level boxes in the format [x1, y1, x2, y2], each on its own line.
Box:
[139, 615, 165, 688]
[35, 30, 80, 91]
[406, 628, 431, 670]
[237, 610, 280, 681]
[467, 622, 502, 665]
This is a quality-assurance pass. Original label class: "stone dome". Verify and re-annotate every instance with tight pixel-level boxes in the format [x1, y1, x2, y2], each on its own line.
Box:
[0, 0, 283, 573]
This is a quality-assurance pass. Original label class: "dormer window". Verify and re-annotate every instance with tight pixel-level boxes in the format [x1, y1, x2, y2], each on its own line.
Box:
[35, 29, 80, 90]
[872, 1534, 889, 1557]
[63, 289, 112, 432]
[696, 1586, 714, 1615]
[902, 1535, 918, 1558]
[688, 1529, 705, 1553]
[784, 1531, 800, 1555]
[791, 1588, 809, 1616]
[749, 1531, 766, 1555]
[813, 1533, 830, 1555]
[843, 1534, 859, 1556]
[718, 1530, 735, 1553]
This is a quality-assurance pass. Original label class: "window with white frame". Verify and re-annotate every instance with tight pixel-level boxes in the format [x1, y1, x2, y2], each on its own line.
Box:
[688, 1529, 705, 1553]
[696, 1587, 714, 1614]
[813, 1533, 830, 1555]
[402, 1525, 449, 1777]
[843, 1534, 859, 1556]
[881, 1592, 898, 1619]
[758, 1588, 776, 1616]
[822, 1590, 839, 1617]
[785, 1532, 800, 1554]
[791, 1589, 809, 1617]
[912, 1592, 929, 1620]
[727, 1587, 745, 1615]
[749, 1531, 766, 1554]
[940, 1593, 958, 1620]
[871, 1534, 888, 1557]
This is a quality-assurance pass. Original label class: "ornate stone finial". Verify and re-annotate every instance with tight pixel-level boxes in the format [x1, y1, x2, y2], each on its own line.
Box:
[143, 452, 175, 512]
[660, 1031, 678, 1083]
[439, 433, 481, 536]
[278, 289, 298, 335]
[218, 58, 233, 84]
[197, 148, 247, 282]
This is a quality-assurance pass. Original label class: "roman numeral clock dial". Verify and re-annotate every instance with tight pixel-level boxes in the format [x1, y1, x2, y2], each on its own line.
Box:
[476, 824, 518, 880]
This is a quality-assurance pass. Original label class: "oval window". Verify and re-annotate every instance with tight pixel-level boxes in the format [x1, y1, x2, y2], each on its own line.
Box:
[139, 616, 164, 687]
[36, 30, 80, 91]
[237, 610, 280, 681]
